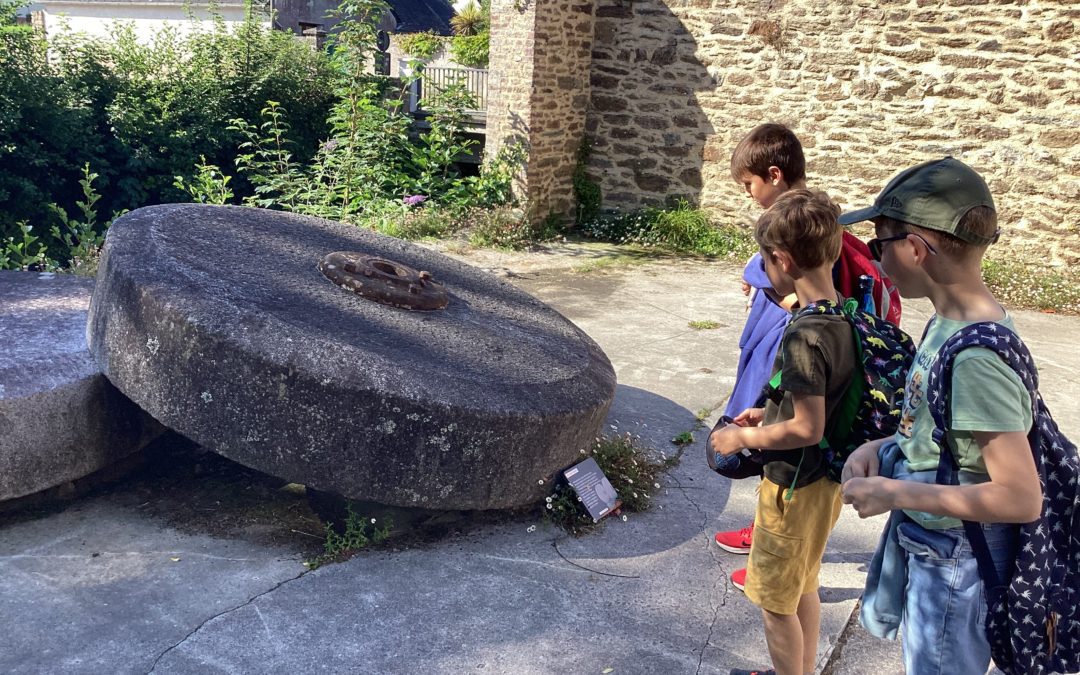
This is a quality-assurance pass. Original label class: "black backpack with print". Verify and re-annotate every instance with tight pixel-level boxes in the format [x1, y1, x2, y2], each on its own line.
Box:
[796, 298, 915, 482]
[928, 322, 1080, 675]
[705, 298, 914, 483]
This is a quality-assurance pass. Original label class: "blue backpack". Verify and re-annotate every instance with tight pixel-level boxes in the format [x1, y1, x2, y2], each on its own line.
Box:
[928, 322, 1080, 675]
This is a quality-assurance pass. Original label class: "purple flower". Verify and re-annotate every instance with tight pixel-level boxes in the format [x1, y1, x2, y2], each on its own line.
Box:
[403, 195, 427, 206]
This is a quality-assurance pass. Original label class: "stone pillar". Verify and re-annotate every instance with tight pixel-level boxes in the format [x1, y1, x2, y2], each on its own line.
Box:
[486, 0, 595, 223]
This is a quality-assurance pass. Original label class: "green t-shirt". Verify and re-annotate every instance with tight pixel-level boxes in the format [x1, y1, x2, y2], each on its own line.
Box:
[897, 314, 1033, 529]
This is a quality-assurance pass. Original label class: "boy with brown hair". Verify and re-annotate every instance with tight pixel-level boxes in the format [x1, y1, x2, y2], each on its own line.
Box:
[839, 158, 1043, 674]
[715, 123, 902, 594]
[710, 189, 856, 675]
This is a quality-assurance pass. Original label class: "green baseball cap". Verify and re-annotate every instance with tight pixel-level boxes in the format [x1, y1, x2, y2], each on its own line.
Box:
[838, 157, 998, 245]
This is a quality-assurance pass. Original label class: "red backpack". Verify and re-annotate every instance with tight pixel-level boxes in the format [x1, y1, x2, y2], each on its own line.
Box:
[836, 232, 902, 325]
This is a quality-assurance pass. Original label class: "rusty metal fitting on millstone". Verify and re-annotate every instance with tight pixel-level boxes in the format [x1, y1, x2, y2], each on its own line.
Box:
[318, 252, 448, 310]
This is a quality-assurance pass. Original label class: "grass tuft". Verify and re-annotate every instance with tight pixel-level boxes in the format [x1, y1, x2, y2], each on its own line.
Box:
[688, 319, 721, 330]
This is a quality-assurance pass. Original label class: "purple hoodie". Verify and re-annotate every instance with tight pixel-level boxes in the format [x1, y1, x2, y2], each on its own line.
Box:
[723, 253, 790, 418]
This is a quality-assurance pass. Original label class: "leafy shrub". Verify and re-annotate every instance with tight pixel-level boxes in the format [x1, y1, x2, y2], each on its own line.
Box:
[407, 84, 478, 198]
[544, 433, 668, 535]
[1, 0, 527, 259]
[361, 199, 459, 239]
[0, 18, 97, 243]
[466, 141, 525, 208]
[0, 224, 50, 271]
[48, 164, 116, 276]
[0, 162, 120, 273]
[449, 33, 488, 68]
[580, 202, 757, 259]
[0, 8, 335, 248]
[173, 157, 235, 205]
[397, 30, 443, 60]
[469, 206, 562, 249]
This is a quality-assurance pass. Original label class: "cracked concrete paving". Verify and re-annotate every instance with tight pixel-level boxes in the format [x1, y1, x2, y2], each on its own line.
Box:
[4, 242, 1079, 673]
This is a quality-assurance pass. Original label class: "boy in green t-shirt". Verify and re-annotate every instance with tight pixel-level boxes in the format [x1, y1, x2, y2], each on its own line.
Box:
[838, 158, 1043, 674]
[710, 189, 856, 675]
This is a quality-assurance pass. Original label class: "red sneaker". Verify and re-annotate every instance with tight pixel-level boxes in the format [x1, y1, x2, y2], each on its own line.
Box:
[713, 523, 754, 554]
[731, 567, 747, 592]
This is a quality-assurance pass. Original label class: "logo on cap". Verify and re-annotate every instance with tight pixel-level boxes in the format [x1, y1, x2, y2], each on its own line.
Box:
[885, 196, 903, 209]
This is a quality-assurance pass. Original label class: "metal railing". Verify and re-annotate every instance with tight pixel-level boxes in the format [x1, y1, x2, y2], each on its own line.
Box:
[414, 66, 488, 112]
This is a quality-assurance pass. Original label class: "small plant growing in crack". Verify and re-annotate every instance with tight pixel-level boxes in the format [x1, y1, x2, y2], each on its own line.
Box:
[304, 506, 391, 569]
[671, 431, 694, 446]
[695, 408, 712, 422]
[543, 433, 671, 536]
[688, 319, 721, 330]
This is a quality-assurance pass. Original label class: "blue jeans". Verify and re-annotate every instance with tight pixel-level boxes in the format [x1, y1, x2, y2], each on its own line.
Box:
[898, 519, 1018, 675]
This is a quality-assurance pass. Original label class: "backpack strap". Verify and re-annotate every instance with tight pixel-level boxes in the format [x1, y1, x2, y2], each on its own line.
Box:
[927, 322, 1040, 593]
[765, 299, 866, 492]
[788, 299, 866, 453]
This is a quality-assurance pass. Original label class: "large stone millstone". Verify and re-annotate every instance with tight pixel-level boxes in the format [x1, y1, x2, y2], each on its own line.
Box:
[0, 271, 162, 502]
[88, 205, 616, 510]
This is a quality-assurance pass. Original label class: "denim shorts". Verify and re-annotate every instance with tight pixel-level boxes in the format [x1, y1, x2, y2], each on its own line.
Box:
[897, 519, 1018, 675]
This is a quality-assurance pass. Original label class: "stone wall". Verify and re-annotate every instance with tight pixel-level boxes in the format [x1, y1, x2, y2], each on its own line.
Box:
[584, 0, 1079, 263]
[487, 0, 594, 220]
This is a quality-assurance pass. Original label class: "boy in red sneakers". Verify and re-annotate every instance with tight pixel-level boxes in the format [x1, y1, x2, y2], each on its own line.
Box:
[715, 124, 901, 593]
[711, 190, 856, 675]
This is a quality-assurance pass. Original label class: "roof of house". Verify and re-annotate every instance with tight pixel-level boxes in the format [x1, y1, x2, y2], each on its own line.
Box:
[388, 0, 453, 35]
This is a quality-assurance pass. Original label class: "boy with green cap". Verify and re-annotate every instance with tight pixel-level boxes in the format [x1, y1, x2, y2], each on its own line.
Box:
[837, 157, 1043, 674]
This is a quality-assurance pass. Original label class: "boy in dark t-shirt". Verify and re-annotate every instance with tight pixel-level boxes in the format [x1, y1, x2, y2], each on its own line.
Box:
[710, 189, 855, 675]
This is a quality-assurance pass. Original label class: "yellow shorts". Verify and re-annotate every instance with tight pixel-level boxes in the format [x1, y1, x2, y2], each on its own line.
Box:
[744, 476, 842, 615]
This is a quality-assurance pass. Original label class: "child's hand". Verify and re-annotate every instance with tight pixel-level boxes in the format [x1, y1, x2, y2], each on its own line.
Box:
[840, 443, 880, 484]
[741, 281, 752, 296]
[841, 477, 894, 518]
[732, 407, 765, 427]
[709, 424, 745, 457]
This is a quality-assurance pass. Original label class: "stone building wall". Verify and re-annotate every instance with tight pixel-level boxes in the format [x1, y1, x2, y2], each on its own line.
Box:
[487, 0, 594, 220]
[585, 0, 1080, 263]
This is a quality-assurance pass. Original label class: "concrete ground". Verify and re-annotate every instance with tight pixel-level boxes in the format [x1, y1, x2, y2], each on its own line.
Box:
[3, 241, 1078, 674]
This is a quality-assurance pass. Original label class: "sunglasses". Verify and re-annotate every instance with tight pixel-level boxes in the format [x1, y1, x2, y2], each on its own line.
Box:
[867, 232, 938, 262]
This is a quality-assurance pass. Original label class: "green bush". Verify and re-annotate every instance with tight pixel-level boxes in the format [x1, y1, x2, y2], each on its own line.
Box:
[580, 202, 757, 259]
[1, 0, 525, 263]
[361, 199, 459, 239]
[397, 30, 443, 60]
[449, 32, 488, 68]
[0, 162, 120, 273]
[0, 7, 336, 255]
[0, 224, 50, 271]
[469, 206, 562, 249]
[544, 433, 668, 535]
